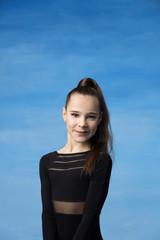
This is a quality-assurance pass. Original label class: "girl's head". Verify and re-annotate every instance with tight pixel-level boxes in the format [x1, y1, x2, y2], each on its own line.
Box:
[64, 78, 113, 175]
[63, 91, 102, 148]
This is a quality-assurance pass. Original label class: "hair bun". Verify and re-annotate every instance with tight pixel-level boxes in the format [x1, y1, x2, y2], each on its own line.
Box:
[77, 78, 97, 89]
[77, 78, 104, 97]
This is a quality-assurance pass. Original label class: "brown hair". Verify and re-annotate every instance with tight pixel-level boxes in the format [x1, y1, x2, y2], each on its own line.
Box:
[65, 78, 113, 176]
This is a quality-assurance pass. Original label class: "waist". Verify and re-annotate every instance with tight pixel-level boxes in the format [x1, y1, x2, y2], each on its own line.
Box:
[53, 200, 85, 215]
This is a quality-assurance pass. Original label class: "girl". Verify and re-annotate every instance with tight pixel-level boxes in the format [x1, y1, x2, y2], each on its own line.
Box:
[39, 78, 113, 240]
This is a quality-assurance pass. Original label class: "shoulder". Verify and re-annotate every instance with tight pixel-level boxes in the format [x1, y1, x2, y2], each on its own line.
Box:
[40, 151, 58, 167]
[41, 151, 57, 159]
[96, 153, 112, 168]
[92, 153, 112, 175]
[91, 152, 112, 178]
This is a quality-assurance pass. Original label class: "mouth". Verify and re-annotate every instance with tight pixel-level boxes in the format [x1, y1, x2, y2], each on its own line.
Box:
[76, 131, 88, 135]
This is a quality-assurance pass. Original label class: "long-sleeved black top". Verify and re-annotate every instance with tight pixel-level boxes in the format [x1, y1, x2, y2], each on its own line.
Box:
[39, 150, 112, 240]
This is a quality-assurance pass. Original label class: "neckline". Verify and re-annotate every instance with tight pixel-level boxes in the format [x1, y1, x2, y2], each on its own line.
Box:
[55, 150, 91, 156]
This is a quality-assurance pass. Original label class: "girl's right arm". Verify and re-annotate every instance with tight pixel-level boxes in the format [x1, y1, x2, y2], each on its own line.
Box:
[39, 155, 57, 240]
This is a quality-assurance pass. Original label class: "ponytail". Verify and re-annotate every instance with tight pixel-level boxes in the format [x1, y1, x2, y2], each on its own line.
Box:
[65, 78, 113, 176]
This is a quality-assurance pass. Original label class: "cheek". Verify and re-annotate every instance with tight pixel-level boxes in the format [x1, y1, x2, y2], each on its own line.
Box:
[67, 118, 76, 129]
[89, 121, 99, 132]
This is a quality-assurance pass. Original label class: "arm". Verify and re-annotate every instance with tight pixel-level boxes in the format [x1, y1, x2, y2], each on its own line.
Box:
[73, 154, 112, 240]
[39, 155, 57, 240]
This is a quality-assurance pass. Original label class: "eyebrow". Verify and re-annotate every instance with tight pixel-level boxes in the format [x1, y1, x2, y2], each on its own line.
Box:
[69, 110, 98, 115]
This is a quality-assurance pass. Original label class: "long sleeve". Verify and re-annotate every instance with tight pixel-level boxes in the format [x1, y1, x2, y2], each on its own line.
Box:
[73, 154, 112, 240]
[39, 155, 57, 240]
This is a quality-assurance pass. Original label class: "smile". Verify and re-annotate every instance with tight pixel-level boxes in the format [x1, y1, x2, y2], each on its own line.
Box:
[76, 131, 88, 135]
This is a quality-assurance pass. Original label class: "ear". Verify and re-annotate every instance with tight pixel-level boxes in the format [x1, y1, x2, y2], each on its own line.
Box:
[63, 107, 67, 122]
[98, 111, 103, 125]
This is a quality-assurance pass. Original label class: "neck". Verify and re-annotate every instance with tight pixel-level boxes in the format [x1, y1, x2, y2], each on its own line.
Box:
[62, 145, 90, 153]
[59, 137, 90, 154]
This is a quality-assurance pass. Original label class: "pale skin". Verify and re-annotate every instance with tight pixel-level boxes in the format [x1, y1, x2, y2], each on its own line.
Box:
[58, 93, 102, 154]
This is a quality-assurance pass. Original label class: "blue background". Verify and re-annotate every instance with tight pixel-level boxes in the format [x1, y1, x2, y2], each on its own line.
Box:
[0, 0, 160, 239]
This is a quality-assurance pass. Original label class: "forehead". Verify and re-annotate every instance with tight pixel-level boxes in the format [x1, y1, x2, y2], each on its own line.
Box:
[67, 93, 100, 112]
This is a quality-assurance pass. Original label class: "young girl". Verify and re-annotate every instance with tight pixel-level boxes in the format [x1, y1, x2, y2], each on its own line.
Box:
[39, 78, 113, 240]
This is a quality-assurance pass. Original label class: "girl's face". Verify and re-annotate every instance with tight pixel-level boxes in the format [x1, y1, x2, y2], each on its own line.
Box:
[63, 93, 102, 146]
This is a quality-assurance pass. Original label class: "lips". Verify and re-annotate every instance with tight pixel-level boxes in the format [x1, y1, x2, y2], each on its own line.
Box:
[76, 131, 88, 135]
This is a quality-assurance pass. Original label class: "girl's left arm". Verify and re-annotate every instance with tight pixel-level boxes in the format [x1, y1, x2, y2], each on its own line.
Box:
[73, 154, 112, 240]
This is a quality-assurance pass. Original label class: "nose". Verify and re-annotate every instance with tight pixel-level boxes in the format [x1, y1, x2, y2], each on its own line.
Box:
[78, 117, 87, 127]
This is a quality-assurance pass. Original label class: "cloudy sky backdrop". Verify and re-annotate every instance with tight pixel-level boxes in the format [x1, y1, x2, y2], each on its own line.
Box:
[0, 0, 160, 239]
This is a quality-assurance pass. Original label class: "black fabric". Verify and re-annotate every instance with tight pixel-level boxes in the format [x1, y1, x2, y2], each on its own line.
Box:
[39, 151, 112, 240]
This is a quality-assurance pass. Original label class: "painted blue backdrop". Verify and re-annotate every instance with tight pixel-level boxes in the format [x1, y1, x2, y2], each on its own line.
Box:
[0, 0, 160, 239]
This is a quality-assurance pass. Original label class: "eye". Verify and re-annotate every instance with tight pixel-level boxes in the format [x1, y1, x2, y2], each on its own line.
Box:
[87, 115, 96, 119]
[71, 113, 79, 117]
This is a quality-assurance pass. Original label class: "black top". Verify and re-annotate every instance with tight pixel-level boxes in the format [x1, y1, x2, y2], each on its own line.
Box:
[39, 150, 112, 240]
